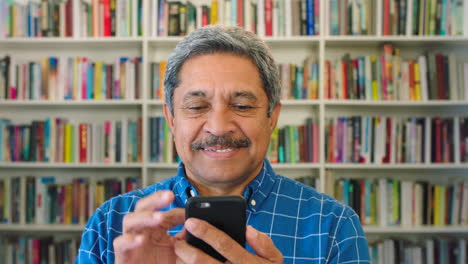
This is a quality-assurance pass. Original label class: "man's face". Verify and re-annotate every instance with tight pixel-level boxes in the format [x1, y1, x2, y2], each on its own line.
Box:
[163, 53, 281, 192]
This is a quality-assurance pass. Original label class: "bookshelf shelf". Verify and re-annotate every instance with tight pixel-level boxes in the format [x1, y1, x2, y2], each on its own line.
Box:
[0, 100, 144, 106]
[0, 37, 144, 43]
[263, 36, 321, 43]
[0, 162, 143, 169]
[147, 36, 184, 43]
[272, 163, 321, 169]
[281, 99, 321, 106]
[325, 163, 468, 169]
[324, 35, 468, 42]
[324, 35, 468, 47]
[324, 100, 468, 107]
[0, 224, 85, 232]
[364, 226, 468, 234]
[0, 37, 145, 50]
[147, 35, 321, 44]
[147, 34, 468, 45]
[146, 100, 164, 106]
[146, 163, 179, 169]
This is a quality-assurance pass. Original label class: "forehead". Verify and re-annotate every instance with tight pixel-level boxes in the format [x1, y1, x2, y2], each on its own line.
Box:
[175, 53, 265, 99]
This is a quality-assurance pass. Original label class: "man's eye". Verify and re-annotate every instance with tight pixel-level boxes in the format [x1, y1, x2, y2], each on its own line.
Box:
[233, 104, 254, 111]
[187, 106, 207, 111]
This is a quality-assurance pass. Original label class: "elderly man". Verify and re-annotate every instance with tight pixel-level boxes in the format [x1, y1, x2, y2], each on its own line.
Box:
[75, 25, 370, 264]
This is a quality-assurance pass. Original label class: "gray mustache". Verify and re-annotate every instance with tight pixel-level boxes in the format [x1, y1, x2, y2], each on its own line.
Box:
[191, 136, 251, 150]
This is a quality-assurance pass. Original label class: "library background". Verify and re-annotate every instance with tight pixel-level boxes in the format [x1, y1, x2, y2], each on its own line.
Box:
[1, 0, 468, 263]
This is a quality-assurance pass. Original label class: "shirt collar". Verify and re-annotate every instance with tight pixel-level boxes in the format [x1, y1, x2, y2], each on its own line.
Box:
[173, 158, 277, 211]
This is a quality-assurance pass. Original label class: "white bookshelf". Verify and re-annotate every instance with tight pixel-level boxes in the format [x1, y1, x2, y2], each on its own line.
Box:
[0, 224, 85, 232]
[324, 100, 468, 106]
[1, 0, 467, 238]
[325, 163, 468, 169]
[0, 100, 144, 106]
[364, 226, 468, 234]
[0, 163, 143, 169]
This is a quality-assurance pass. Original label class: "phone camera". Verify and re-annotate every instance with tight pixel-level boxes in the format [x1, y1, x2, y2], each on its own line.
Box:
[199, 202, 211, 208]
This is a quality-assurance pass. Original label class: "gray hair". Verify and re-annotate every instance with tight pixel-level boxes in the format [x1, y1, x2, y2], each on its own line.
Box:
[164, 25, 280, 117]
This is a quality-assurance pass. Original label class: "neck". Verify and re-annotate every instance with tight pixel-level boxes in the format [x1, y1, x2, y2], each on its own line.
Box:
[193, 182, 246, 196]
[186, 164, 263, 197]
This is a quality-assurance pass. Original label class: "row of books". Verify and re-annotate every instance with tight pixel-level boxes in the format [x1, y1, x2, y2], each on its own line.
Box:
[326, 0, 467, 36]
[333, 177, 468, 227]
[382, 0, 465, 36]
[79, 0, 143, 37]
[324, 45, 468, 101]
[325, 116, 468, 164]
[150, 0, 320, 37]
[328, 0, 377, 35]
[149, 116, 178, 163]
[0, 55, 142, 101]
[0, 118, 143, 164]
[369, 238, 466, 264]
[0, 175, 141, 225]
[0, 236, 79, 264]
[278, 57, 319, 100]
[268, 118, 319, 163]
[3, 0, 467, 39]
[0, 0, 73, 38]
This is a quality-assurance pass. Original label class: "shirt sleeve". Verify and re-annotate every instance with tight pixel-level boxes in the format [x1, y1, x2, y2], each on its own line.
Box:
[74, 205, 110, 264]
[326, 207, 371, 264]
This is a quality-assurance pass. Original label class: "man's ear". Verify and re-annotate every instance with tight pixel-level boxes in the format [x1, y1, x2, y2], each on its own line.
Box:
[269, 103, 282, 131]
[163, 103, 175, 133]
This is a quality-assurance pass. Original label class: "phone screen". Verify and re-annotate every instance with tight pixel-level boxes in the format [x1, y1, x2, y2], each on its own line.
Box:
[185, 196, 247, 262]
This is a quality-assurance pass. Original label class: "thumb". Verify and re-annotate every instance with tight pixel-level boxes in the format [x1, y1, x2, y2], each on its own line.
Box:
[246, 226, 283, 263]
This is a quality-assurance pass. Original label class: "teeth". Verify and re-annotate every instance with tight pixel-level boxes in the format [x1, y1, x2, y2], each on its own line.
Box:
[205, 148, 234, 152]
[215, 148, 233, 153]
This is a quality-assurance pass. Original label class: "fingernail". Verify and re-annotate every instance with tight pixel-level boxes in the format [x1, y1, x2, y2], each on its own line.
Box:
[135, 235, 144, 244]
[185, 218, 198, 230]
[162, 191, 171, 199]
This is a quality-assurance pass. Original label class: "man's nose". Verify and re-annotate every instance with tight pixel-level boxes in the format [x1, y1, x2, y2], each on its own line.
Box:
[203, 106, 236, 136]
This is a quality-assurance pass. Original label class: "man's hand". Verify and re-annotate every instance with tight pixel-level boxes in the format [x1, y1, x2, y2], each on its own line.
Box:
[174, 218, 283, 264]
[113, 191, 184, 264]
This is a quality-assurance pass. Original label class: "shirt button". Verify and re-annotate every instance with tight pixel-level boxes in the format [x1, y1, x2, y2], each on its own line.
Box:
[250, 199, 256, 206]
[190, 190, 195, 197]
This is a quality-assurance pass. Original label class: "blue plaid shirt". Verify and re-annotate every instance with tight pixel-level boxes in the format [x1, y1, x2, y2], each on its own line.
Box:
[76, 159, 370, 263]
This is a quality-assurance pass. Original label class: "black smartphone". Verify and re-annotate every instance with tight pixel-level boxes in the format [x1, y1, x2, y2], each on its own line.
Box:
[185, 196, 247, 262]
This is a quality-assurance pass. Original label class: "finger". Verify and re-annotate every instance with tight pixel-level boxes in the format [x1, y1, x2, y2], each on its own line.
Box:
[184, 218, 250, 263]
[134, 190, 175, 212]
[113, 234, 144, 257]
[123, 208, 185, 234]
[246, 226, 283, 262]
[174, 228, 187, 240]
[174, 239, 221, 264]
